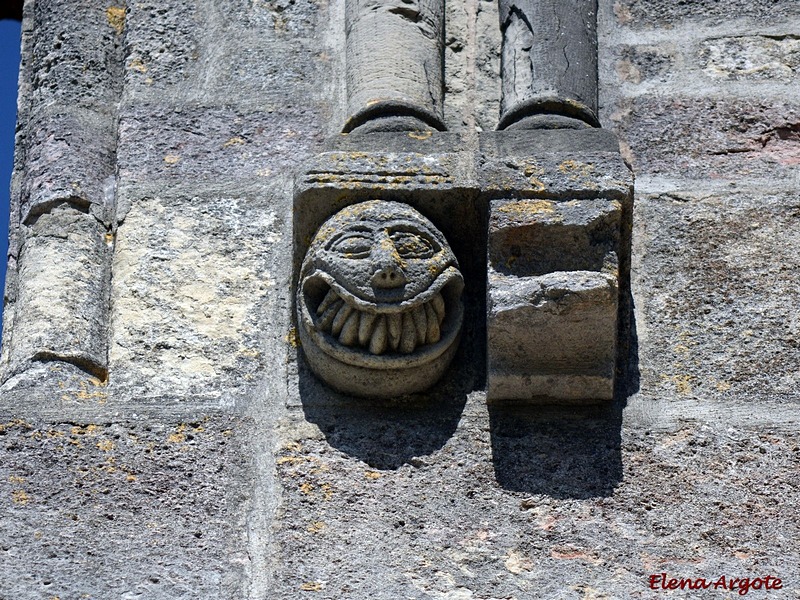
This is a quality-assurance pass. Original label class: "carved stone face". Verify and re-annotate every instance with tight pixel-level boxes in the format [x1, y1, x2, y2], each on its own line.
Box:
[297, 200, 464, 397]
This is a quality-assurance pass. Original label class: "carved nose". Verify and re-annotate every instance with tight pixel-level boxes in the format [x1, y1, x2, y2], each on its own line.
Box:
[371, 264, 407, 288]
[371, 238, 407, 289]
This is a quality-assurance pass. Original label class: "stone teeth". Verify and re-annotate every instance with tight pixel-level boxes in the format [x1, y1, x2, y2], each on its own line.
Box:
[317, 288, 340, 315]
[358, 312, 377, 346]
[411, 305, 427, 344]
[399, 312, 417, 354]
[369, 315, 388, 355]
[431, 293, 445, 325]
[331, 303, 354, 336]
[318, 298, 343, 331]
[387, 313, 402, 351]
[424, 301, 440, 344]
[339, 310, 360, 346]
[314, 290, 448, 353]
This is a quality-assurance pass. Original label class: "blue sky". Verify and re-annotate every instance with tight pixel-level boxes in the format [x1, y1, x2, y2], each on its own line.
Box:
[0, 19, 20, 331]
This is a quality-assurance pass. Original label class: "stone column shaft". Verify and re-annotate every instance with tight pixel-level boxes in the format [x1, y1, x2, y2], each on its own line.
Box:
[343, 0, 446, 133]
[498, 0, 599, 129]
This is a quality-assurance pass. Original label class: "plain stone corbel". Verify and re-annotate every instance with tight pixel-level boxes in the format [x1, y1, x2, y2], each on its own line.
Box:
[497, 0, 599, 130]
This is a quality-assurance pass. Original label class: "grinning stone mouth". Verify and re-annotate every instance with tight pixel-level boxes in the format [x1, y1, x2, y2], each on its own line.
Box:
[300, 268, 463, 366]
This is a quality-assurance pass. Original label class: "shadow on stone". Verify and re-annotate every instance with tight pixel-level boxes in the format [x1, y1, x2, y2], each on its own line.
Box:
[488, 285, 639, 499]
[297, 357, 471, 470]
[488, 402, 624, 499]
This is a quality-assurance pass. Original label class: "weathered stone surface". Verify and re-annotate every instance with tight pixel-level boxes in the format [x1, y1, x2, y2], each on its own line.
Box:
[613, 44, 677, 85]
[613, 0, 800, 27]
[27, 0, 124, 110]
[271, 407, 800, 598]
[116, 104, 324, 193]
[479, 129, 633, 201]
[700, 35, 800, 82]
[3, 206, 109, 381]
[487, 198, 621, 402]
[19, 109, 118, 224]
[122, 0, 200, 91]
[498, 0, 599, 129]
[0, 414, 252, 599]
[631, 192, 800, 400]
[109, 189, 282, 402]
[611, 97, 800, 180]
[297, 201, 463, 398]
[343, 0, 446, 132]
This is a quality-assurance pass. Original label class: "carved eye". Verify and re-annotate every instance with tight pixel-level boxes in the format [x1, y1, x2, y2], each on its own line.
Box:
[329, 232, 373, 258]
[390, 230, 437, 259]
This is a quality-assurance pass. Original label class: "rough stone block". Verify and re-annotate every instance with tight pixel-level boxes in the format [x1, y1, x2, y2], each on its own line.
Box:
[116, 104, 324, 191]
[479, 129, 633, 201]
[0, 415, 251, 599]
[613, 44, 677, 85]
[632, 192, 800, 399]
[487, 199, 622, 402]
[610, 96, 800, 181]
[109, 189, 280, 401]
[29, 0, 124, 110]
[700, 35, 800, 82]
[612, 0, 800, 27]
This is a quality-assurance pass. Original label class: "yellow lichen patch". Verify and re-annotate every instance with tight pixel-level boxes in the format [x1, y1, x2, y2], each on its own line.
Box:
[496, 199, 556, 216]
[558, 160, 597, 187]
[167, 424, 187, 444]
[74, 380, 108, 404]
[300, 582, 323, 592]
[716, 381, 732, 391]
[96, 439, 115, 452]
[12, 490, 31, 505]
[71, 424, 99, 437]
[408, 130, 432, 140]
[365, 471, 382, 480]
[126, 474, 137, 482]
[8, 475, 25, 484]
[106, 6, 126, 34]
[320, 483, 333, 500]
[0, 419, 32, 433]
[306, 521, 327, 533]
[163, 154, 181, 165]
[223, 136, 246, 148]
[662, 374, 693, 395]
[277, 456, 307, 466]
[284, 441, 303, 453]
[285, 327, 299, 348]
[128, 58, 148, 73]
[299, 483, 314, 495]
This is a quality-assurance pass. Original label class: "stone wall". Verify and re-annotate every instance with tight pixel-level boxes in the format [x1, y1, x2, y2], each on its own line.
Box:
[1, 1, 798, 598]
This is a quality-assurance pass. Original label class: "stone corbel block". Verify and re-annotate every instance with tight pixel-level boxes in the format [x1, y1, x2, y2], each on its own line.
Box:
[487, 198, 621, 402]
[482, 130, 633, 403]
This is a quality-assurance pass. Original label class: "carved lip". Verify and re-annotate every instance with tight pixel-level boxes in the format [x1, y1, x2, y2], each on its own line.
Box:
[299, 267, 464, 369]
